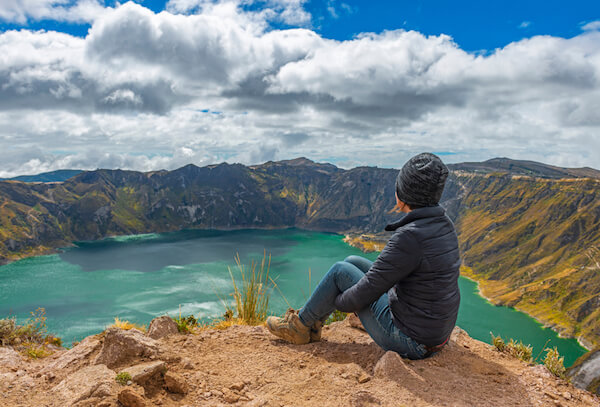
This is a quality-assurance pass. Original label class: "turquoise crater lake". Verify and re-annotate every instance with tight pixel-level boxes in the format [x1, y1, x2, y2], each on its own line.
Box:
[0, 228, 587, 366]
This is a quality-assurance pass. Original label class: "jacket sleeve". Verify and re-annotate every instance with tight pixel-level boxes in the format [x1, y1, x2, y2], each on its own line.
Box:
[334, 229, 421, 312]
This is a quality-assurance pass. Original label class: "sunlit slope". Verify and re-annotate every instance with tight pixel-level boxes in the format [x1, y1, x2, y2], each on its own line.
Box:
[452, 173, 600, 348]
[1, 158, 598, 347]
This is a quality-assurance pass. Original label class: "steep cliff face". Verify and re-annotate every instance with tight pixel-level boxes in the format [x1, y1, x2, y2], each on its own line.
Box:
[451, 174, 600, 349]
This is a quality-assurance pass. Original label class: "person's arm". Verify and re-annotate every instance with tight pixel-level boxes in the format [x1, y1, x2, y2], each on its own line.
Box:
[334, 229, 421, 312]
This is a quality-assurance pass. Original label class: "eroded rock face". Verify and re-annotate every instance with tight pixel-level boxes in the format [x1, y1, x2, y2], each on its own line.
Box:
[0, 346, 23, 368]
[41, 336, 101, 377]
[568, 349, 600, 395]
[52, 364, 117, 405]
[94, 328, 158, 368]
[147, 316, 179, 340]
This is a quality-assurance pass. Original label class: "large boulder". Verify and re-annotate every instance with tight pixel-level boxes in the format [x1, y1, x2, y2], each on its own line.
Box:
[52, 364, 118, 405]
[94, 328, 158, 368]
[147, 316, 179, 339]
[568, 348, 600, 395]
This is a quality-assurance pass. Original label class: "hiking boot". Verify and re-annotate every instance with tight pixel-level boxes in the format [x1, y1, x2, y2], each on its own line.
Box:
[266, 308, 311, 345]
[310, 319, 324, 342]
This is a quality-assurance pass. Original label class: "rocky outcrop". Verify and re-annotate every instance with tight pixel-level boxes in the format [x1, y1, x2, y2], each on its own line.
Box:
[94, 328, 158, 368]
[41, 336, 101, 379]
[2, 320, 600, 406]
[0, 347, 23, 368]
[147, 316, 178, 339]
[52, 364, 118, 405]
[569, 349, 600, 395]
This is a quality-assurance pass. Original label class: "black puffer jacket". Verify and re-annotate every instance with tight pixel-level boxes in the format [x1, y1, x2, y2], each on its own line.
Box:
[335, 205, 461, 347]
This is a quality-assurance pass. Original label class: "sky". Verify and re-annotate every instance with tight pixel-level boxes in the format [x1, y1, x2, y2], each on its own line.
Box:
[0, 0, 599, 176]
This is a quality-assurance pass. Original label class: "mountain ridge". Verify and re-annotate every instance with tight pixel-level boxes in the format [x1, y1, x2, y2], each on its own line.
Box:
[1, 157, 599, 348]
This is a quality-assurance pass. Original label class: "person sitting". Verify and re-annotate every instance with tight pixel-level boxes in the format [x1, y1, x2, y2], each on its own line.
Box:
[265, 152, 461, 359]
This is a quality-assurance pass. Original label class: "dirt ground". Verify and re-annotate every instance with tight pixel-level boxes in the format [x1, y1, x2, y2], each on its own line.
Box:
[1, 318, 599, 407]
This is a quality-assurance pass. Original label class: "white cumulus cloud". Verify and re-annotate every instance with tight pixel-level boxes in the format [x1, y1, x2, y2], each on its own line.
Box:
[0, 0, 108, 24]
[0, 1, 599, 177]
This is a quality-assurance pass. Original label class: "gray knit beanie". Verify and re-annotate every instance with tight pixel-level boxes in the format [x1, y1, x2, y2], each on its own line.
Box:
[395, 152, 449, 207]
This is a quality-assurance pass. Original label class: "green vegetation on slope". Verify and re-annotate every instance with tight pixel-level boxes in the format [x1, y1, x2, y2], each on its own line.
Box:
[0, 158, 599, 348]
[455, 174, 600, 349]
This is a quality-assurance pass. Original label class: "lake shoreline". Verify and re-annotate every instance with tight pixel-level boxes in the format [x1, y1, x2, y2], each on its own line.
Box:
[0, 228, 588, 366]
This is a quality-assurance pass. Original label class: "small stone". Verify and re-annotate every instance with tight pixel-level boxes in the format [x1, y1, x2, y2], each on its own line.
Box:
[118, 388, 147, 407]
[181, 357, 194, 369]
[212, 389, 224, 397]
[164, 371, 187, 394]
[122, 361, 166, 385]
[224, 390, 240, 403]
[544, 391, 559, 400]
[204, 391, 212, 398]
[230, 382, 245, 391]
[341, 372, 350, 379]
[561, 392, 571, 400]
[126, 380, 132, 385]
[346, 313, 365, 331]
[357, 373, 371, 384]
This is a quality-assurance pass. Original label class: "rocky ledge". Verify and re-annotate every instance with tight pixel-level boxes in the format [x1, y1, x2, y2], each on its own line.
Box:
[0, 316, 599, 407]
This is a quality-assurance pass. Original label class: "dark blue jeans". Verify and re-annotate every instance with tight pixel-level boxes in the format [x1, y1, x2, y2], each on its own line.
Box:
[298, 255, 428, 359]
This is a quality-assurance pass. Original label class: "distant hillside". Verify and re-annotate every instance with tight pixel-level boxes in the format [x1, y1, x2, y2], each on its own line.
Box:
[0, 157, 599, 347]
[0, 169, 82, 183]
[448, 158, 600, 179]
[450, 173, 600, 349]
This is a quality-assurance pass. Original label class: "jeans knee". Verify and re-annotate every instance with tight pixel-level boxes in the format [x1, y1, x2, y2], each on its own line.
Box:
[344, 255, 360, 264]
[331, 261, 348, 275]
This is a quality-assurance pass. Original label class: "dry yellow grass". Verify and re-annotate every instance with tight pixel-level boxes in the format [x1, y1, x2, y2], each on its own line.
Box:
[110, 317, 146, 332]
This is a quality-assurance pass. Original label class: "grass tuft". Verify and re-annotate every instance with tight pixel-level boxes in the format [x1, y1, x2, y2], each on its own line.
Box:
[24, 343, 51, 359]
[1, 308, 61, 358]
[506, 338, 533, 362]
[491, 332, 506, 352]
[226, 251, 273, 326]
[543, 347, 566, 378]
[171, 305, 199, 334]
[490, 333, 532, 363]
[115, 372, 132, 385]
[111, 317, 146, 332]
